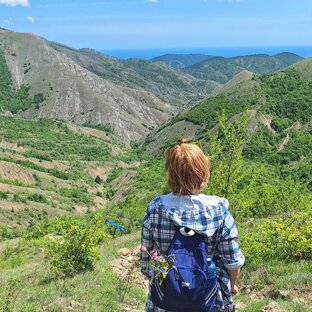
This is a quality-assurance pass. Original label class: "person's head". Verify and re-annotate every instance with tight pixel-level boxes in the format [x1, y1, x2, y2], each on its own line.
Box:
[165, 139, 210, 195]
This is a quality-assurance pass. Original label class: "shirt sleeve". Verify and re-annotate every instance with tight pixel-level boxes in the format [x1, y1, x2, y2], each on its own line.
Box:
[217, 199, 245, 270]
[140, 197, 157, 275]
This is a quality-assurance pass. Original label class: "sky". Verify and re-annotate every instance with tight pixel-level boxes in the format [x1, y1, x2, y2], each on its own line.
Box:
[0, 0, 312, 50]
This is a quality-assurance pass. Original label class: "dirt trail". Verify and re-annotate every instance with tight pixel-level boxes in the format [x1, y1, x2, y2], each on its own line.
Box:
[110, 246, 148, 312]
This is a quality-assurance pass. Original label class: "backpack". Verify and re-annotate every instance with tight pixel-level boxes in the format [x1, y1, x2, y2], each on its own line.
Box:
[151, 227, 218, 312]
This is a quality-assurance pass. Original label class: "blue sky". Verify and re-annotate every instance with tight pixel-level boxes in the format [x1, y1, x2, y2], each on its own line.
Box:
[0, 0, 312, 50]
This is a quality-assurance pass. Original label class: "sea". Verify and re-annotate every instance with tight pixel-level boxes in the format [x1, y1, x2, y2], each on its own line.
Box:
[99, 46, 312, 60]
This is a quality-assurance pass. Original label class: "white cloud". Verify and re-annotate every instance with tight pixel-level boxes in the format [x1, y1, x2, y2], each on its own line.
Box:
[0, 0, 30, 7]
[3, 19, 10, 23]
[26, 16, 34, 23]
[146, 0, 159, 3]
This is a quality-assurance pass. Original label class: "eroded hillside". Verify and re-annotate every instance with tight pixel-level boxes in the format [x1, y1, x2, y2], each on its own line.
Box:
[0, 29, 175, 141]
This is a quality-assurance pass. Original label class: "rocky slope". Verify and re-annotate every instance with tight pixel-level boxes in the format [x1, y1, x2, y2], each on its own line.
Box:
[0, 29, 175, 141]
[49, 43, 221, 106]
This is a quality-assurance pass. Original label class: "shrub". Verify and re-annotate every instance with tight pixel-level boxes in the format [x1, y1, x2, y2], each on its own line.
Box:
[59, 187, 92, 204]
[26, 193, 49, 204]
[105, 166, 123, 184]
[0, 191, 9, 199]
[46, 213, 107, 278]
[23, 215, 81, 240]
[240, 211, 312, 262]
[0, 225, 21, 241]
[13, 193, 27, 203]
[23, 150, 52, 161]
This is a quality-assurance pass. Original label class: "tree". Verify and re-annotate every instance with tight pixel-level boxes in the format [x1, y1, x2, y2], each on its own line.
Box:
[205, 110, 262, 218]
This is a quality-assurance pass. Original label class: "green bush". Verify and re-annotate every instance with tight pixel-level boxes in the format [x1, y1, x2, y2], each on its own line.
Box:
[13, 193, 27, 203]
[46, 213, 107, 277]
[240, 212, 312, 262]
[0, 191, 9, 199]
[105, 166, 123, 184]
[59, 187, 92, 204]
[23, 215, 82, 240]
[33, 93, 45, 105]
[0, 225, 21, 241]
[0, 246, 25, 269]
[26, 193, 49, 204]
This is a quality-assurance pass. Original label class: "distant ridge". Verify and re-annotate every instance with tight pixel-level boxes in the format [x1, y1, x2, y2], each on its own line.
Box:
[183, 52, 304, 84]
[151, 53, 214, 68]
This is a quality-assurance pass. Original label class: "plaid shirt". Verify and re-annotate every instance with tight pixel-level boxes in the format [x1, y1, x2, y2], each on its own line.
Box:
[140, 193, 245, 312]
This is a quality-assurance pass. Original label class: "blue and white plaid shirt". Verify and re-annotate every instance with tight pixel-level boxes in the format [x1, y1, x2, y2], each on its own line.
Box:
[140, 193, 245, 312]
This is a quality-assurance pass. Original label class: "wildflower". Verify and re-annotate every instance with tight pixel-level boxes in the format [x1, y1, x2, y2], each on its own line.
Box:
[148, 265, 155, 277]
[150, 249, 159, 260]
[142, 247, 174, 284]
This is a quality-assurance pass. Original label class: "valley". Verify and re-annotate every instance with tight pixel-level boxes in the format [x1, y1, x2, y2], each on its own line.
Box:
[0, 29, 311, 312]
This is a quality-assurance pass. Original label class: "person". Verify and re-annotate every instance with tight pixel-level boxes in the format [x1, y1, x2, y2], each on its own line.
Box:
[140, 139, 245, 312]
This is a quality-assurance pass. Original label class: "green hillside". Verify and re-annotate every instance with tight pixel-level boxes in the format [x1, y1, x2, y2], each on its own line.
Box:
[183, 53, 303, 84]
[146, 64, 312, 173]
[0, 116, 132, 238]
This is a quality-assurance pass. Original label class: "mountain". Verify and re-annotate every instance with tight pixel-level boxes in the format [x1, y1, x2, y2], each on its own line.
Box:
[49, 43, 221, 106]
[0, 29, 305, 143]
[144, 59, 312, 181]
[183, 53, 304, 84]
[0, 29, 175, 141]
[151, 53, 214, 68]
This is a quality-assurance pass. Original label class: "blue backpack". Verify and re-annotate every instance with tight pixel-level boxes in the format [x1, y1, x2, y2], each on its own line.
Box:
[151, 227, 218, 312]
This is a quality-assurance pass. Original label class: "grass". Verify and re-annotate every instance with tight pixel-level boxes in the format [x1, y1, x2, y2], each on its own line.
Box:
[0, 231, 145, 311]
[0, 230, 311, 311]
[236, 296, 312, 312]
[237, 259, 312, 311]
